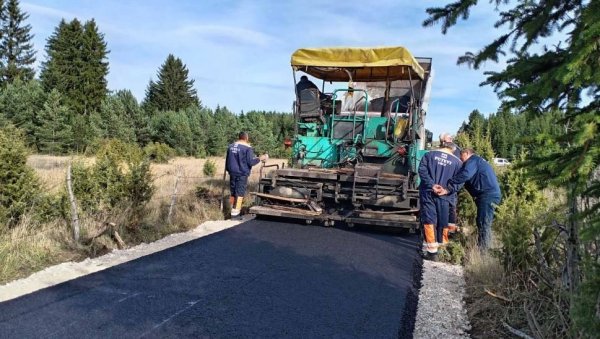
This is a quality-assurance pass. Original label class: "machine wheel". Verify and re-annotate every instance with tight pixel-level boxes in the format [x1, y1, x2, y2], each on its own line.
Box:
[305, 219, 313, 225]
[347, 222, 354, 228]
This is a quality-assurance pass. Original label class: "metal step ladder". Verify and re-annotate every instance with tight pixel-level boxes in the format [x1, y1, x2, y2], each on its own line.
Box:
[351, 165, 381, 203]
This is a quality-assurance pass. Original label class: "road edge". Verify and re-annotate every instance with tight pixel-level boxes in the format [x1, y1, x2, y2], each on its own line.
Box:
[0, 217, 248, 303]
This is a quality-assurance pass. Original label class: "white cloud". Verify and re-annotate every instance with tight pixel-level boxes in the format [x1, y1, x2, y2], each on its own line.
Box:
[174, 24, 279, 47]
[22, 2, 76, 19]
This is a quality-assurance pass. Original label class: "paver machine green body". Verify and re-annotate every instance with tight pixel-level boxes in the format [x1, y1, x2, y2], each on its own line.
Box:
[250, 46, 432, 230]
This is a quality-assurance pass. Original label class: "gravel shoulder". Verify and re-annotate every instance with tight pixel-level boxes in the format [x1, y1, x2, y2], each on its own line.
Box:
[0, 218, 246, 302]
[413, 259, 471, 338]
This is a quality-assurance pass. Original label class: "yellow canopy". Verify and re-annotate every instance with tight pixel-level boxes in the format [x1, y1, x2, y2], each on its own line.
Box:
[291, 46, 425, 81]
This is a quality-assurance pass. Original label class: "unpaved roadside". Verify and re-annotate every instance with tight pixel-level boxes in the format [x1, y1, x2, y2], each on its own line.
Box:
[0, 218, 246, 302]
[413, 260, 471, 338]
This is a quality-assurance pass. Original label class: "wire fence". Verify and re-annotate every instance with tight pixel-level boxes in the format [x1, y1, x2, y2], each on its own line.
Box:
[2, 161, 282, 242]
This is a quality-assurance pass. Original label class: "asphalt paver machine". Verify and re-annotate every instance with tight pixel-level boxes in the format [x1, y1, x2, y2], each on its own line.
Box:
[250, 46, 433, 231]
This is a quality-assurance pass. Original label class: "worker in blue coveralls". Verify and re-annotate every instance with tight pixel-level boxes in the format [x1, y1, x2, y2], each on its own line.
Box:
[418, 142, 462, 260]
[225, 132, 268, 219]
[439, 132, 461, 234]
[434, 148, 501, 251]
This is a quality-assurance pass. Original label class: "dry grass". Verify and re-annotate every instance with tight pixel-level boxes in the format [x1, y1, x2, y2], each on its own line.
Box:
[27, 155, 93, 193]
[0, 155, 285, 284]
[0, 215, 77, 284]
[463, 246, 508, 338]
[28, 154, 285, 200]
[461, 233, 517, 339]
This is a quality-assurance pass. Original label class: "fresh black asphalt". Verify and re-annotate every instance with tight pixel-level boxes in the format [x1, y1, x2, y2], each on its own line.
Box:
[0, 219, 422, 338]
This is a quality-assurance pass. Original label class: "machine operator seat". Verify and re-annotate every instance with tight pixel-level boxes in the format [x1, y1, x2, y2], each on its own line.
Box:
[298, 88, 321, 119]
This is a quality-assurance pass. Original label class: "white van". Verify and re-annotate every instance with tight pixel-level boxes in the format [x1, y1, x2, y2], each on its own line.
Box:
[493, 158, 511, 166]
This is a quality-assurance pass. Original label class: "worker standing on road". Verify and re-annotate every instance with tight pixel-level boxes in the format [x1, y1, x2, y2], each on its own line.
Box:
[434, 148, 501, 251]
[418, 142, 462, 260]
[439, 132, 461, 234]
[225, 132, 268, 219]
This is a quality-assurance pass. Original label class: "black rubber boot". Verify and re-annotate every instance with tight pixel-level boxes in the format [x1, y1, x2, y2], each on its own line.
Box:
[424, 252, 439, 262]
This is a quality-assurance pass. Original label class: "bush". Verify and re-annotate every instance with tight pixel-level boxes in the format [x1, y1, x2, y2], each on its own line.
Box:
[0, 126, 40, 227]
[72, 139, 155, 228]
[203, 159, 217, 177]
[471, 160, 571, 337]
[144, 142, 176, 163]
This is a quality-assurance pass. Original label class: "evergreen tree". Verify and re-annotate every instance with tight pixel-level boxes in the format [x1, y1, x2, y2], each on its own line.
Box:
[242, 111, 278, 156]
[72, 112, 102, 153]
[40, 19, 81, 107]
[80, 19, 109, 114]
[40, 19, 108, 115]
[0, 79, 45, 145]
[97, 94, 136, 143]
[150, 110, 194, 155]
[115, 89, 151, 145]
[0, 125, 39, 226]
[206, 105, 238, 156]
[143, 54, 199, 112]
[34, 89, 73, 154]
[0, 0, 35, 84]
[182, 106, 211, 157]
[458, 109, 486, 135]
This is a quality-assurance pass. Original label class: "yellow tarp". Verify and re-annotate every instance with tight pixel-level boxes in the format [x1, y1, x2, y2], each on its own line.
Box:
[291, 46, 424, 81]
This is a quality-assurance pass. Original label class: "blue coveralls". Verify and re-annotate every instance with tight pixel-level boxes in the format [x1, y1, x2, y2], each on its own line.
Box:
[447, 155, 502, 250]
[418, 149, 462, 253]
[225, 141, 260, 214]
[447, 143, 462, 229]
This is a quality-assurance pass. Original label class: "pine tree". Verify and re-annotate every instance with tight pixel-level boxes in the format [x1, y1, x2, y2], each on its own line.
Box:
[459, 109, 486, 135]
[143, 54, 199, 112]
[150, 110, 194, 155]
[97, 94, 136, 143]
[0, 0, 36, 84]
[40, 19, 80, 105]
[0, 125, 39, 226]
[34, 89, 73, 154]
[0, 79, 45, 145]
[115, 90, 151, 145]
[40, 19, 108, 115]
[206, 106, 238, 156]
[80, 19, 109, 114]
[242, 111, 278, 156]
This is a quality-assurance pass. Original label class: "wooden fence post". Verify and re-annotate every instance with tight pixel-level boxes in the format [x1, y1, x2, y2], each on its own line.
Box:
[167, 166, 182, 224]
[66, 162, 80, 242]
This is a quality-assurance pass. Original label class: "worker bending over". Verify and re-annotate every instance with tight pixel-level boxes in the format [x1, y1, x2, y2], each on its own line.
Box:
[434, 148, 501, 251]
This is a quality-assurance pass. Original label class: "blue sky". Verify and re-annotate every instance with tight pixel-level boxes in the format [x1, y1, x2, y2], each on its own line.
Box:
[22, 0, 506, 137]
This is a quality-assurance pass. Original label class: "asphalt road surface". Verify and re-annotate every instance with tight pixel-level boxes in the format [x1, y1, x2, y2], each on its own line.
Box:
[0, 219, 422, 338]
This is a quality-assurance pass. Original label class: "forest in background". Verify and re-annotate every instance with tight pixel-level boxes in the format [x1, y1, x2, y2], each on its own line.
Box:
[0, 2, 294, 159]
